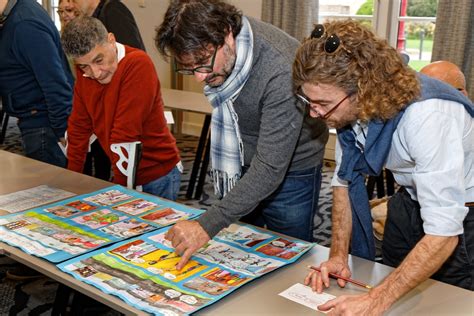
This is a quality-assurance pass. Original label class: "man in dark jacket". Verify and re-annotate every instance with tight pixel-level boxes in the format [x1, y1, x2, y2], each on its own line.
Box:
[73, 0, 145, 50]
[0, 0, 73, 167]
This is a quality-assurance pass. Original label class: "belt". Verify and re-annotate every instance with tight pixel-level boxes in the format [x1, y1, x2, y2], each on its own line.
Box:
[466, 202, 474, 207]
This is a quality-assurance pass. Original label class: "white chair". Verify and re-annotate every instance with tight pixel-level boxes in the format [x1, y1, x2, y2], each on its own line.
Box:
[110, 141, 142, 189]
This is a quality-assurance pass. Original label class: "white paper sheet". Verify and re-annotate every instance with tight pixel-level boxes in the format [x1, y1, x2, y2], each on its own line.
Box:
[279, 283, 336, 313]
[0, 185, 75, 213]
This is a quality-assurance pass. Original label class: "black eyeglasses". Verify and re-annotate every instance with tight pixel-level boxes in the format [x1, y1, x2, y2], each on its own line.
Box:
[174, 48, 217, 75]
[310, 24, 346, 55]
[296, 88, 353, 119]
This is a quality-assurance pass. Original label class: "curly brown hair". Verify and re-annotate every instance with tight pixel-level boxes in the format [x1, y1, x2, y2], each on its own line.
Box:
[293, 20, 420, 121]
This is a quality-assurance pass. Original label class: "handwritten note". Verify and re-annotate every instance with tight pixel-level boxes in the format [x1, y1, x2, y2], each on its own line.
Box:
[279, 283, 336, 313]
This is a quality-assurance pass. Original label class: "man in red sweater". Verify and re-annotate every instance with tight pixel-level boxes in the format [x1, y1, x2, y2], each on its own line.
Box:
[61, 16, 181, 200]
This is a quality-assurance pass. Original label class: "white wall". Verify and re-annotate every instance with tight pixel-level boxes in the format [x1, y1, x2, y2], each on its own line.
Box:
[122, 0, 172, 88]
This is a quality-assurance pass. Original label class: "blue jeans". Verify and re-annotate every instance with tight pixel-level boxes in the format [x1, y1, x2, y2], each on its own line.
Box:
[240, 165, 322, 242]
[142, 166, 181, 201]
[20, 126, 66, 168]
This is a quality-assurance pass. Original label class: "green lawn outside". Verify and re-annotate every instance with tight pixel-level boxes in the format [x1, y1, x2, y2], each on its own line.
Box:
[405, 38, 433, 52]
[408, 60, 430, 71]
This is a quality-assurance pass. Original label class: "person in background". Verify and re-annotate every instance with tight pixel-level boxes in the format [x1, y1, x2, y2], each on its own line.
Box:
[62, 16, 181, 200]
[73, 0, 144, 50]
[155, 0, 328, 270]
[294, 20, 473, 315]
[420, 60, 469, 97]
[0, 0, 73, 280]
[72, 0, 146, 181]
[58, 0, 81, 28]
[0, 0, 73, 168]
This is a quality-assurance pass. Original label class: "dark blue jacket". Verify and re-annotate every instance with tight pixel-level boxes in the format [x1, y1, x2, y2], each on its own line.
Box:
[0, 0, 73, 139]
[337, 74, 474, 260]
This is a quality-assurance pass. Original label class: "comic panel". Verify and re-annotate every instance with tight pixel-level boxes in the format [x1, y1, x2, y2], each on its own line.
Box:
[71, 209, 128, 229]
[109, 240, 207, 282]
[255, 237, 313, 260]
[195, 241, 284, 276]
[99, 219, 156, 238]
[84, 190, 133, 206]
[183, 267, 250, 296]
[215, 224, 274, 248]
[44, 205, 80, 218]
[65, 200, 98, 212]
[112, 199, 159, 216]
[140, 207, 189, 226]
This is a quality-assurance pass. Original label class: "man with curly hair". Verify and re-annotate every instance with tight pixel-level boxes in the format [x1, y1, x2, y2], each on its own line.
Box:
[155, 0, 328, 270]
[293, 20, 474, 314]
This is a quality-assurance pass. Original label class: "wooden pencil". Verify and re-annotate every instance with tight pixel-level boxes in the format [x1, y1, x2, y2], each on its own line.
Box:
[307, 265, 372, 289]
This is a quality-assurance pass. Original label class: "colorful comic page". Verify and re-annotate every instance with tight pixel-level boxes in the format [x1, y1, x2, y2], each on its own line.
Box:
[0, 185, 204, 263]
[58, 223, 314, 315]
[140, 207, 190, 226]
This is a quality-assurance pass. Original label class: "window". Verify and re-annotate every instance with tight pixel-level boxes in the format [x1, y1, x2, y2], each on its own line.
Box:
[318, 0, 437, 70]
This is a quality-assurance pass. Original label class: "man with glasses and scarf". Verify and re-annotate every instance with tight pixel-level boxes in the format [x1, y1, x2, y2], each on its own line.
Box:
[294, 20, 473, 315]
[155, 0, 328, 270]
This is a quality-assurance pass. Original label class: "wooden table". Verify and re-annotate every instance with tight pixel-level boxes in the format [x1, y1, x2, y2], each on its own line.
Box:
[161, 88, 213, 200]
[0, 150, 149, 315]
[0, 150, 472, 315]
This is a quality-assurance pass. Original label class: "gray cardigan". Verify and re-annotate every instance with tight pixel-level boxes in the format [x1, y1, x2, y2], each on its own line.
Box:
[197, 17, 328, 237]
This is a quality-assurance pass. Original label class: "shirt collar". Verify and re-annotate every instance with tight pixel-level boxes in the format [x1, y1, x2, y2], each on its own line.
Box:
[116, 42, 125, 62]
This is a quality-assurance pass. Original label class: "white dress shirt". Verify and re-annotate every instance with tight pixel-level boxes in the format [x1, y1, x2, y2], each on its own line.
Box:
[332, 98, 474, 236]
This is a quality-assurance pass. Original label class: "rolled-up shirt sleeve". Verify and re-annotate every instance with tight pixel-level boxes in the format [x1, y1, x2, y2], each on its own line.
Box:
[331, 137, 349, 187]
[402, 101, 468, 236]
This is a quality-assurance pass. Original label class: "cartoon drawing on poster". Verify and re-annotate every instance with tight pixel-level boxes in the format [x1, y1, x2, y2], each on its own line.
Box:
[71, 209, 127, 229]
[140, 207, 188, 226]
[215, 224, 274, 248]
[66, 200, 98, 212]
[0, 185, 204, 263]
[99, 218, 155, 238]
[44, 205, 80, 218]
[256, 238, 313, 259]
[84, 190, 132, 206]
[58, 224, 314, 315]
[113, 199, 159, 215]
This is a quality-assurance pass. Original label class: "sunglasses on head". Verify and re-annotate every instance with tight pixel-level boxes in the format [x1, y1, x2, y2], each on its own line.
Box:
[310, 24, 348, 55]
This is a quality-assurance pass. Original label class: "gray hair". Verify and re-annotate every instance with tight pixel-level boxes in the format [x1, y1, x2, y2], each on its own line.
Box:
[61, 16, 108, 58]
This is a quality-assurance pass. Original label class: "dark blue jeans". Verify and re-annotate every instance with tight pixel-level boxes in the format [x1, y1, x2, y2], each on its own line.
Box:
[20, 126, 66, 168]
[142, 166, 181, 201]
[240, 165, 322, 242]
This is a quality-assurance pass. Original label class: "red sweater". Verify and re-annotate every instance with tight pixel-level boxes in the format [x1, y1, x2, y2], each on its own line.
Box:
[67, 45, 180, 186]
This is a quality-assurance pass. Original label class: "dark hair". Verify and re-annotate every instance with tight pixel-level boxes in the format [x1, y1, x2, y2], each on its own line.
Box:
[62, 16, 108, 58]
[155, 0, 242, 60]
[293, 20, 420, 121]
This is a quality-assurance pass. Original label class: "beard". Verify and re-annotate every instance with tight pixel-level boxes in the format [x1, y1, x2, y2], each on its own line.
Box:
[205, 43, 236, 87]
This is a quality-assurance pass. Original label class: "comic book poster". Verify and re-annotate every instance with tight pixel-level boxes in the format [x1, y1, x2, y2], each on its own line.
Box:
[58, 223, 314, 315]
[0, 185, 203, 262]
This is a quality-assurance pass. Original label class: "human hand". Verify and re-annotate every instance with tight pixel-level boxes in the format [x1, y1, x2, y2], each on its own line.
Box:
[318, 293, 386, 316]
[304, 256, 351, 293]
[165, 220, 210, 270]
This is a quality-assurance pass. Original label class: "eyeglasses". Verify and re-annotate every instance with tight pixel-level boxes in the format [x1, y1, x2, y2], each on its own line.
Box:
[296, 88, 353, 119]
[310, 24, 347, 55]
[174, 48, 218, 75]
[57, 8, 76, 16]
